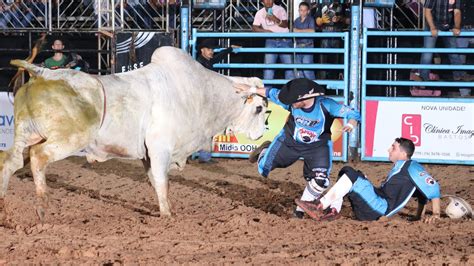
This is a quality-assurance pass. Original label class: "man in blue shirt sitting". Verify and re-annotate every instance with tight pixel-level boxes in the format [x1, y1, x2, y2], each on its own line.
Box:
[296, 137, 442, 222]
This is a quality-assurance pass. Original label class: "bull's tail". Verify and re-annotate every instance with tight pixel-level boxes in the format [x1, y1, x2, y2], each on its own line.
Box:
[10, 60, 44, 77]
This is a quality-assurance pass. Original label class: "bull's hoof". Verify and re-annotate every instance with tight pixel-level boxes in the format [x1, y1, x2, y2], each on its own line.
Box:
[160, 210, 172, 217]
[35, 206, 46, 222]
[0, 199, 6, 226]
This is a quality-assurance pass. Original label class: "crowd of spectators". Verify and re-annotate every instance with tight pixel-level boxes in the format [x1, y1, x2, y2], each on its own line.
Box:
[1, 0, 472, 97]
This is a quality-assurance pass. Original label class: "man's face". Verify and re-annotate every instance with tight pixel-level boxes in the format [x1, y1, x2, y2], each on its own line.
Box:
[299, 5, 309, 18]
[52, 40, 64, 51]
[387, 141, 408, 163]
[263, 0, 274, 9]
[291, 98, 314, 109]
[200, 47, 214, 60]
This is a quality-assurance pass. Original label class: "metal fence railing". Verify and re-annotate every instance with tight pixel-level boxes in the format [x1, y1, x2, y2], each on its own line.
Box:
[191, 30, 351, 161]
[361, 29, 474, 165]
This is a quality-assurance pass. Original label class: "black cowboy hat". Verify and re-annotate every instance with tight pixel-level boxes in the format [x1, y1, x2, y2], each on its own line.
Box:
[197, 38, 219, 51]
[278, 78, 326, 105]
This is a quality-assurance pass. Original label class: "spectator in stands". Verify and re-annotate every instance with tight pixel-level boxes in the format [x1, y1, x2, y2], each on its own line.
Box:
[0, 0, 34, 29]
[315, 2, 344, 80]
[419, 0, 469, 96]
[28, 0, 47, 18]
[252, 0, 293, 86]
[124, 0, 151, 29]
[456, 30, 474, 96]
[197, 38, 240, 71]
[293, 1, 315, 80]
[42, 39, 69, 69]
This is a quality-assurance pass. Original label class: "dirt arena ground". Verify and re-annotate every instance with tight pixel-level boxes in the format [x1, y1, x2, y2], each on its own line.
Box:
[0, 157, 472, 264]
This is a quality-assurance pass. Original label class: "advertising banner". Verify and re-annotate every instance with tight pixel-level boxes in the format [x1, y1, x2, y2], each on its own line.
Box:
[364, 100, 474, 164]
[116, 32, 173, 73]
[0, 92, 14, 151]
[211, 102, 345, 159]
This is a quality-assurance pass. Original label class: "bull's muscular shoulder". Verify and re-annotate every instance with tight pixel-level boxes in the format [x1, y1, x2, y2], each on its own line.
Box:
[150, 46, 188, 65]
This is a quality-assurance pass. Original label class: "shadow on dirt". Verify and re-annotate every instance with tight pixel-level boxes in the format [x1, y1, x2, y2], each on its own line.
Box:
[65, 158, 304, 217]
[16, 171, 161, 217]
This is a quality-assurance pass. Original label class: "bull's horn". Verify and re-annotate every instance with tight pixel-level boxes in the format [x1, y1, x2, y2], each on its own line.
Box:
[10, 60, 43, 76]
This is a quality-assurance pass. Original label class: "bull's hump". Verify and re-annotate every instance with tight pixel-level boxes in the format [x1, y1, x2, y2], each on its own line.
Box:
[150, 46, 187, 64]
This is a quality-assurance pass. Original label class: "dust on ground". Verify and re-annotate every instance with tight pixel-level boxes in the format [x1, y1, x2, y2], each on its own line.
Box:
[0, 157, 472, 264]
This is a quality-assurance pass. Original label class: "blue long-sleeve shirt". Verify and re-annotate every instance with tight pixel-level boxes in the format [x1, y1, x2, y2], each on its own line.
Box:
[267, 88, 361, 144]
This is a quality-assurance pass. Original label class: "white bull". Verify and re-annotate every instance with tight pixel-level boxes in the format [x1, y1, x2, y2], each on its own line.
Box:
[0, 46, 267, 221]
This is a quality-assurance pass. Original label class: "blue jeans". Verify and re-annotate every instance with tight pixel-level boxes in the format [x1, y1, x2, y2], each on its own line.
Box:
[198, 150, 212, 162]
[420, 30, 466, 93]
[264, 39, 294, 84]
[319, 38, 341, 80]
[456, 35, 472, 96]
[295, 43, 315, 80]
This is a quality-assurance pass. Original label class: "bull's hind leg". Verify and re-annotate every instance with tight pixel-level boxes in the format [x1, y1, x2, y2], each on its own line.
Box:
[0, 130, 42, 224]
[29, 140, 83, 221]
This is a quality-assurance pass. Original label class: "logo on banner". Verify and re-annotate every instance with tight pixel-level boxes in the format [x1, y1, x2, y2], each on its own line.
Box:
[402, 114, 421, 146]
[0, 115, 13, 127]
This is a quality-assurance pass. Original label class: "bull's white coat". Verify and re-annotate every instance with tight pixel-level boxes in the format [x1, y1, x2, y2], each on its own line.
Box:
[0, 47, 267, 218]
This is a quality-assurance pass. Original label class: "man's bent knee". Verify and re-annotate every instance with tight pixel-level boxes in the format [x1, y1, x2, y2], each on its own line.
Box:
[338, 166, 364, 183]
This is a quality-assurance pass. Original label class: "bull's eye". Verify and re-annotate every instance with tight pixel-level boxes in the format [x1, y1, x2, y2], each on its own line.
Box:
[256, 106, 263, 114]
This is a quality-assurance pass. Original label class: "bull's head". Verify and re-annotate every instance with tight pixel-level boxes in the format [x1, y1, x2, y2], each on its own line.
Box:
[228, 93, 268, 140]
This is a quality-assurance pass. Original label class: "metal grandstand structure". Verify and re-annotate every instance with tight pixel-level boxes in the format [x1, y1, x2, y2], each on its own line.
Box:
[0, 0, 423, 76]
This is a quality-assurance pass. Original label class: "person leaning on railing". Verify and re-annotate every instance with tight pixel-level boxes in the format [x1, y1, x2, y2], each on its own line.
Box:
[293, 1, 316, 80]
[420, 0, 471, 97]
[252, 0, 294, 87]
[314, 2, 345, 80]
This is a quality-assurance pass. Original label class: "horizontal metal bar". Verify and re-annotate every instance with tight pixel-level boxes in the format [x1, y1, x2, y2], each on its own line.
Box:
[366, 64, 474, 70]
[365, 80, 474, 87]
[228, 48, 346, 53]
[363, 96, 474, 103]
[214, 63, 345, 69]
[366, 31, 474, 37]
[194, 32, 347, 38]
[366, 48, 474, 53]
[263, 79, 345, 86]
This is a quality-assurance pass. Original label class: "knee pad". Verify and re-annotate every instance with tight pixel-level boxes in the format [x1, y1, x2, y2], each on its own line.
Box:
[338, 166, 364, 183]
[306, 168, 330, 195]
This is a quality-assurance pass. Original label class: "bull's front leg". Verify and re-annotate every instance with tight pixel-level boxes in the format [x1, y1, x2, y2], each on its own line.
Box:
[145, 143, 172, 216]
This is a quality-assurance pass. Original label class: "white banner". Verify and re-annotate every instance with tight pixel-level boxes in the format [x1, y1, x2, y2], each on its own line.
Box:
[365, 100, 474, 163]
[0, 92, 14, 151]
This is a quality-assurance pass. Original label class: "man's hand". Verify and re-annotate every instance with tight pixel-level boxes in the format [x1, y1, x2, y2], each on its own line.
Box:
[430, 27, 438, 37]
[266, 14, 280, 24]
[321, 14, 331, 24]
[452, 28, 461, 36]
[342, 119, 358, 133]
[423, 214, 441, 224]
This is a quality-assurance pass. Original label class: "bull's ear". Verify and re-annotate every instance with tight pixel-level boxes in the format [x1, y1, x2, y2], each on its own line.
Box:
[233, 82, 253, 96]
[10, 60, 43, 76]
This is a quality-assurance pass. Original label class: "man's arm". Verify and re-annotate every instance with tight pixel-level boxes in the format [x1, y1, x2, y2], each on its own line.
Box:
[294, 27, 315, 33]
[266, 14, 288, 28]
[453, 9, 462, 36]
[233, 83, 289, 109]
[424, 8, 438, 37]
[324, 99, 360, 132]
[252, 25, 271, 32]
[423, 198, 441, 223]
